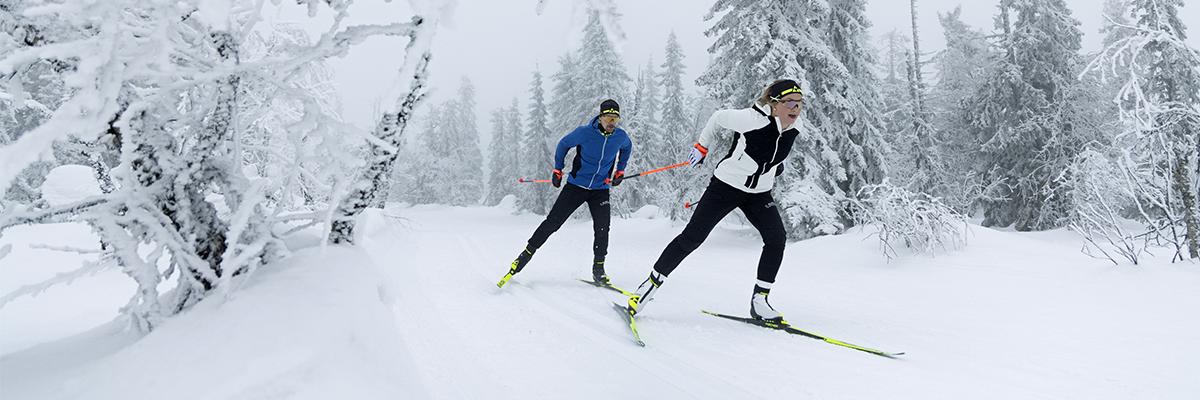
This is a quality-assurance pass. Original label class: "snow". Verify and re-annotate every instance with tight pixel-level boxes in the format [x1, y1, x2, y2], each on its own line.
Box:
[38, 165, 102, 206]
[0, 227, 425, 399]
[632, 204, 661, 219]
[3, 206, 1199, 399]
[196, 0, 233, 31]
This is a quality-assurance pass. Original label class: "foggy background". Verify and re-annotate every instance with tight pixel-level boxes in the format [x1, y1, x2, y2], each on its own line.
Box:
[264, 0, 1200, 139]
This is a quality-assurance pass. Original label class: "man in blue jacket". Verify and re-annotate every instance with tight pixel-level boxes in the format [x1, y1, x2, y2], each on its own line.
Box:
[500, 99, 633, 287]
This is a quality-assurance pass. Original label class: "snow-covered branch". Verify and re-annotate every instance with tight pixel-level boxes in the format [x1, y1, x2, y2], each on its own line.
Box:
[0, 258, 111, 309]
[0, 197, 107, 230]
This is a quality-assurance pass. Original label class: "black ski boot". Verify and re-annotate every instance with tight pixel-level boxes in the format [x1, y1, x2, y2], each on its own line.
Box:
[592, 261, 610, 285]
[497, 246, 535, 288]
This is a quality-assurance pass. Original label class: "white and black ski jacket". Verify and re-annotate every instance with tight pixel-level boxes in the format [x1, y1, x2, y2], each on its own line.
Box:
[696, 103, 800, 194]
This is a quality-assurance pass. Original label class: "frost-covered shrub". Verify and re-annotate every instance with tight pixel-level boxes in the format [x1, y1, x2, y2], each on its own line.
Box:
[850, 182, 967, 259]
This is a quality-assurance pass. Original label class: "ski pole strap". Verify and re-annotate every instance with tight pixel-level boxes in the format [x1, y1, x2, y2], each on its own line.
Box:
[624, 161, 690, 180]
[517, 178, 552, 184]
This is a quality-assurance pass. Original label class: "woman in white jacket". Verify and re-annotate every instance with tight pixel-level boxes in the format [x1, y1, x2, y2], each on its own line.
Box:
[626, 79, 804, 322]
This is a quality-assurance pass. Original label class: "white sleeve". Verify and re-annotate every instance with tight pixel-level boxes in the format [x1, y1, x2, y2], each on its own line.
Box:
[695, 108, 766, 150]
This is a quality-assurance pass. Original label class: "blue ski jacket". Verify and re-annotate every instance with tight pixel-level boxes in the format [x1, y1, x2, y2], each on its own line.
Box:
[555, 116, 633, 190]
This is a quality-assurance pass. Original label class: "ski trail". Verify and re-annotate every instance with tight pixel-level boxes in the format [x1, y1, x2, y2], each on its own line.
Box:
[454, 233, 762, 399]
[364, 208, 764, 399]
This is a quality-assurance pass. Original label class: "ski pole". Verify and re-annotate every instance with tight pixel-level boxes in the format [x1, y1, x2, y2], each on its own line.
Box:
[684, 200, 700, 209]
[517, 178, 551, 184]
[622, 161, 690, 181]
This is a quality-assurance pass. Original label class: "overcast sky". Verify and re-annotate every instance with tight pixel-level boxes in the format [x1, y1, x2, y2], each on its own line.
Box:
[268, 0, 1200, 138]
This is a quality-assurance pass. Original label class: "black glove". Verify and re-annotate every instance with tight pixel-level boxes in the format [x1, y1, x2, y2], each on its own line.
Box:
[552, 169, 563, 188]
[610, 170, 626, 187]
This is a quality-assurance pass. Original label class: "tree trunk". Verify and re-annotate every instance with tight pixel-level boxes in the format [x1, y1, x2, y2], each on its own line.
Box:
[329, 52, 431, 244]
[1172, 148, 1200, 258]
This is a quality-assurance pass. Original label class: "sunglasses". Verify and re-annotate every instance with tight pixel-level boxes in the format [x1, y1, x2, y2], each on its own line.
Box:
[776, 100, 802, 109]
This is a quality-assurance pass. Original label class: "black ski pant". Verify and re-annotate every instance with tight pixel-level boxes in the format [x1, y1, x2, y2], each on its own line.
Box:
[526, 184, 611, 262]
[652, 177, 786, 284]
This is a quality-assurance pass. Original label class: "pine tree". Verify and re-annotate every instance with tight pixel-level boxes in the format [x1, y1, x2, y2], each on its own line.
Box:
[484, 108, 513, 206]
[966, 0, 1099, 231]
[826, 0, 888, 199]
[621, 58, 660, 211]
[932, 6, 993, 211]
[658, 32, 696, 220]
[903, 0, 940, 195]
[566, 10, 632, 130]
[1100, 0, 1135, 48]
[697, 0, 811, 108]
[516, 71, 555, 214]
[878, 29, 915, 185]
[448, 78, 484, 206]
[505, 98, 525, 190]
[548, 54, 581, 138]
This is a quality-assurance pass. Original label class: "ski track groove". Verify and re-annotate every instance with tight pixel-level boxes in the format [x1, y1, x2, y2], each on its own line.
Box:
[455, 234, 760, 399]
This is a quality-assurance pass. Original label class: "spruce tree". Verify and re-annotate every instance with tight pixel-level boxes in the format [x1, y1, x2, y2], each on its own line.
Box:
[517, 71, 555, 214]
[967, 0, 1098, 230]
[658, 32, 696, 220]
[484, 108, 514, 206]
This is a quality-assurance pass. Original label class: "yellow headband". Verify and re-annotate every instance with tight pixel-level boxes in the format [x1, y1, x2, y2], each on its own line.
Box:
[601, 109, 620, 116]
[778, 86, 802, 97]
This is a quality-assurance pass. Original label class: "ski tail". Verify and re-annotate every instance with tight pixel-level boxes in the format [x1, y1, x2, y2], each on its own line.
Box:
[496, 272, 514, 288]
[580, 279, 634, 297]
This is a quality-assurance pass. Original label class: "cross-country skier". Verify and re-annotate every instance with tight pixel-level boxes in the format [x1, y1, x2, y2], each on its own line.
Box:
[626, 79, 805, 322]
[500, 99, 633, 287]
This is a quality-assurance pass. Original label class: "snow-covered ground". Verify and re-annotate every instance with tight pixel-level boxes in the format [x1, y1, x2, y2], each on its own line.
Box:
[2, 203, 1198, 399]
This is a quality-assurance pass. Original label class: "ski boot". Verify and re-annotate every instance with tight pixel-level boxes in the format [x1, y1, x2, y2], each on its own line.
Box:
[497, 246, 534, 288]
[592, 261, 610, 286]
[750, 285, 785, 323]
[627, 271, 665, 316]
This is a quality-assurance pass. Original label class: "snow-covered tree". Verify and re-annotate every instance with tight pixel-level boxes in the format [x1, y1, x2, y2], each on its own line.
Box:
[1083, 0, 1200, 259]
[237, 23, 355, 210]
[561, 10, 631, 131]
[902, 0, 940, 196]
[965, 0, 1100, 231]
[697, 0, 811, 108]
[448, 78, 485, 206]
[878, 28, 915, 186]
[390, 107, 445, 206]
[930, 7, 993, 211]
[620, 57, 660, 211]
[548, 54, 581, 138]
[515, 71, 554, 214]
[656, 32, 697, 220]
[0, 0, 434, 329]
[826, 0, 888, 200]
[484, 108, 514, 206]
[396, 78, 484, 207]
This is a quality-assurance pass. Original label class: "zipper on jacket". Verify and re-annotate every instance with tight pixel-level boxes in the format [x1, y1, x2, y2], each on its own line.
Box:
[588, 133, 610, 189]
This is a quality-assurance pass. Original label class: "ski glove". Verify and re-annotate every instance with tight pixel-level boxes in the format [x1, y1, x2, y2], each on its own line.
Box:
[688, 143, 708, 167]
[608, 170, 626, 187]
[552, 169, 563, 188]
